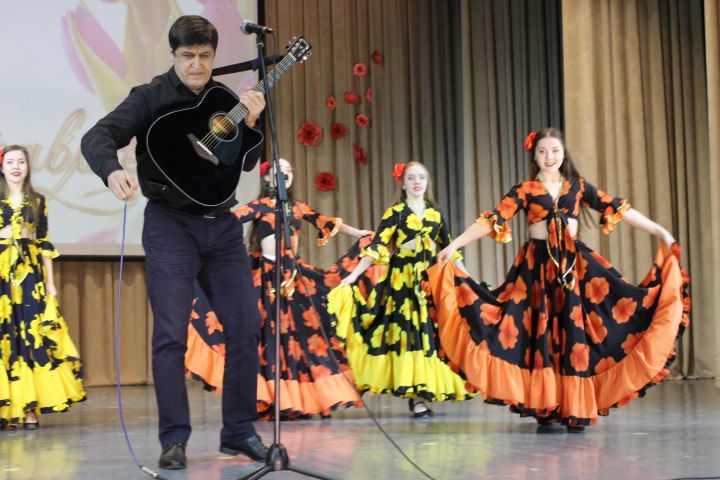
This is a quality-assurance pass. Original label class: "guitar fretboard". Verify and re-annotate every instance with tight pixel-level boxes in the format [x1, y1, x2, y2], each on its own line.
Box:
[227, 54, 299, 124]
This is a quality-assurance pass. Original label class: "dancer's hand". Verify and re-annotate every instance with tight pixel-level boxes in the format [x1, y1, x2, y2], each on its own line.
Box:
[657, 229, 676, 245]
[437, 245, 457, 266]
[356, 229, 373, 238]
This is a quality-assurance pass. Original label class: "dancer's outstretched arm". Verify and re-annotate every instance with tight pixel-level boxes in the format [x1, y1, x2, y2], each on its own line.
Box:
[437, 223, 492, 265]
[339, 223, 373, 238]
[623, 209, 675, 245]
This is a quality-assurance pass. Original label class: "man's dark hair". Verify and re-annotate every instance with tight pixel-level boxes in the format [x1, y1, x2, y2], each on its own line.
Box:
[169, 15, 219, 52]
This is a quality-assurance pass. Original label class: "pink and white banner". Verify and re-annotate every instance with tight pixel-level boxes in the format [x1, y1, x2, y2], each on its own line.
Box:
[0, 0, 259, 255]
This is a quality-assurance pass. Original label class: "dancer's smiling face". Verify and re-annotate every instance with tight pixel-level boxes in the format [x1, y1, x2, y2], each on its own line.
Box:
[534, 136, 565, 177]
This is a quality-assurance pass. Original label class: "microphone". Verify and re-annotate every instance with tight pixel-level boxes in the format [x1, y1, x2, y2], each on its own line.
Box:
[240, 20, 274, 35]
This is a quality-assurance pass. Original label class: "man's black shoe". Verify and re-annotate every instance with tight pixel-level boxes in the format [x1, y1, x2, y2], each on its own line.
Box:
[219, 434, 268, 461]
[159, 442, 187, 470]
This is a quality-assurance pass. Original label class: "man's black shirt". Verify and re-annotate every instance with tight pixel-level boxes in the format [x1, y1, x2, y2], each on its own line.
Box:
[81, 67, 263, 214]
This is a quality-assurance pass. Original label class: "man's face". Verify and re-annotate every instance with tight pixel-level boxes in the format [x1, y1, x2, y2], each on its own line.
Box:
[173, 44, 215, 94]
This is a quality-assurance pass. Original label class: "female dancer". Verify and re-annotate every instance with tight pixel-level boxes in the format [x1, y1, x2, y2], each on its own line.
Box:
[186, 158, 374, 419]
[431, 127, 690, 431]
[0, 145, 85, 429]
[328, 161, 475, 418]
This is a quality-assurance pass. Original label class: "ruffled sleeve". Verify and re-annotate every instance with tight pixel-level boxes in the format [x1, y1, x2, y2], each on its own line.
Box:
[292, 201, 342, 246]
[360, 205, 400, 265]
[580, 178, 631, 234]
[475, 184, 524, 243]
[35, 195, 59, 258]
[233, 198, 264, 223]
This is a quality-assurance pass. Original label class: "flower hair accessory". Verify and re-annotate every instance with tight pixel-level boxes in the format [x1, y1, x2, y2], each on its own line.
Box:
[523, 131, 537, 151]
[392, 163, 406, 182]
[0, 149, 4, 165]
[259, 161, 271, 176]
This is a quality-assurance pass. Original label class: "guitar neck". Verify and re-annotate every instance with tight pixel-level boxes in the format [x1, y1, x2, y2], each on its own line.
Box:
[227, 54, 297, 124]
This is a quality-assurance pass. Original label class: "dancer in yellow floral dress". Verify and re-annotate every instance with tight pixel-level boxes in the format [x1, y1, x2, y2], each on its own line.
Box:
[327, 162, 475, 418]
[0, 145, 85, 429]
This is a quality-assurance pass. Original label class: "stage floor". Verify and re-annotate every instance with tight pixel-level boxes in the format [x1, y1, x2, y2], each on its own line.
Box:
[1, 379, 718, 480]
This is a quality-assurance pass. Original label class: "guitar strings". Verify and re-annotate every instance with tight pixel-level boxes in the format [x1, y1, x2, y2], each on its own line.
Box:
[199, 55, 296, 150]
[206, 57, 288, 145]
[201, 59, 288, 148]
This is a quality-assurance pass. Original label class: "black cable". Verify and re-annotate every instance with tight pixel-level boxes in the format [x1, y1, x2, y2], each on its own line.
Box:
[284, 230, 439, 480]
[114, 200, 167, 479]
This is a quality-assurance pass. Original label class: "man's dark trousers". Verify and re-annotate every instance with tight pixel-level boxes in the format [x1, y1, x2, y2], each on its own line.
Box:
[142, 201, 260, 447]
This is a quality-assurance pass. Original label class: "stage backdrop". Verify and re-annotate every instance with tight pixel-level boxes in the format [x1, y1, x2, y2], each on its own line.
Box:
[0, 0, 259, 255]
[1, 0, 715, 386]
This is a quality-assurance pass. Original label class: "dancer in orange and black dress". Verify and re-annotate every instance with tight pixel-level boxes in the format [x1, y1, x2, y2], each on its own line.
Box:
[430, 128, 690, 431]
[186, 158, 376, 419]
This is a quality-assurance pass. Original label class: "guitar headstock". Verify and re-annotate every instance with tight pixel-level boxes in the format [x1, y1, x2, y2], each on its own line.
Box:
[285, 36, 312, 63]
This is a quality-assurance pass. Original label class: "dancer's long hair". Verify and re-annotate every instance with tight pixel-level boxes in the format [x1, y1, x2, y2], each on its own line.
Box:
[527, 127, 594, 226]
[526, 127, 582, 180]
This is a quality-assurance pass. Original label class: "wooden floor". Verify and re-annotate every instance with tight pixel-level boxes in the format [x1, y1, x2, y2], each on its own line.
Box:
[1, 379, 719, 480]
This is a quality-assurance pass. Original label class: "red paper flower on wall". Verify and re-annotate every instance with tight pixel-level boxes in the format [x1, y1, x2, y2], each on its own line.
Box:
[296, 121, 323, 146]
[325, 96, 337, 111]
[371, 51, 383, 65]
[330, 122, 348, 140]
[353, 144, 368, 165]
[344, 91, 360, 105]
[315, 172, 336, 192]
[353, 62, 367, 76]
[355, 114, 370, 127]
[364, 88, 372, 102]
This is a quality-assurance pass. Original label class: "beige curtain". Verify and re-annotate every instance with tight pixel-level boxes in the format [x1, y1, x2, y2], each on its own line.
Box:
[459, 0, 564, 283]
[55, 259, 152, 386]
[562, 0, 716, 377]
[702, 0, 720, 378]
[263, 0, 465, 265]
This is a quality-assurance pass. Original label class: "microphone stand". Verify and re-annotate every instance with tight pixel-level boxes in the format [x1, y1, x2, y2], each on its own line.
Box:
[240, 30, 336, 480]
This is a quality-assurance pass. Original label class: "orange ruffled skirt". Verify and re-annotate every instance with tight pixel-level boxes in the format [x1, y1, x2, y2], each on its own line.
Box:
[185, 237, 377, 419]
[425, 242, 689, 426]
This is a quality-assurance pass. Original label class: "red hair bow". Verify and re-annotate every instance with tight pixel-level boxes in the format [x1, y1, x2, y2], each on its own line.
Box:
[392, 163, 406, 182]
[523, 131, 537, 151]
[0, 149, 4, 165]
[259, 161, 271, 176]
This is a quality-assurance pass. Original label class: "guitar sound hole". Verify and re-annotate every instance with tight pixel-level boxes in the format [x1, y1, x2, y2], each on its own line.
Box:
[210, 114, 238, 141]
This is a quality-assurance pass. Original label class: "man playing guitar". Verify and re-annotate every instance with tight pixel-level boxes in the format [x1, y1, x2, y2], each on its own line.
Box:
[81, 15, 268, 470]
